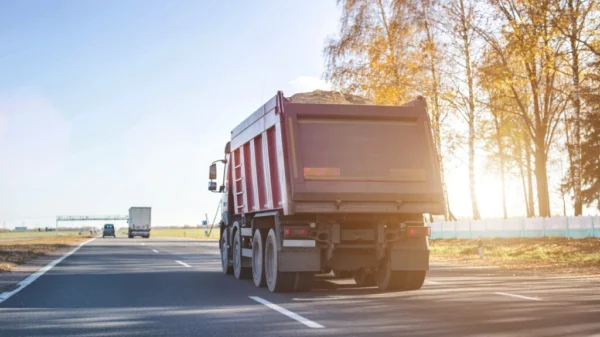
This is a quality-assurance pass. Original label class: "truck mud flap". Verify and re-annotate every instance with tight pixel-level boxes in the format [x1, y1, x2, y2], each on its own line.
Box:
[278, 248, 320, 272]
[390, 238, 430, 271]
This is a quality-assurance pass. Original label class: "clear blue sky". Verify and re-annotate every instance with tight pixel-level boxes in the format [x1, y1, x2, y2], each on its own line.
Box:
[0, 0, 338, 228]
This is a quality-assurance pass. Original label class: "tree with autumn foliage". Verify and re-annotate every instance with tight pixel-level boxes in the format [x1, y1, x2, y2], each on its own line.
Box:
[324, 0, 600, 218]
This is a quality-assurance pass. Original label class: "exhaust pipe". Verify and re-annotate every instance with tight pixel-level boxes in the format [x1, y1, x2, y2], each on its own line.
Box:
[317, 232, 330, 242]
[385, 232, 398, 241]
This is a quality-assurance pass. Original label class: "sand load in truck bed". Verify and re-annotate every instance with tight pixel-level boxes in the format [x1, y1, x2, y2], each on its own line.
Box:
[289, 90, 374, 105]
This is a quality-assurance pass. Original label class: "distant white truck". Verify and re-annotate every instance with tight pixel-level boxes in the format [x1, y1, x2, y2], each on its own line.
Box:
[128, 207, 151, 239]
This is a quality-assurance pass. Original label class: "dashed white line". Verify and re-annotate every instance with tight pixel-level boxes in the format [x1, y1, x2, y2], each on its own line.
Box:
[0, 238, 96, 304]
[494, 292, 541, 301]
[426, 280, 441, 285]
[176, 260, 191, 268]
[249, 296, 324, 329]
[152, 249, 159, 253]
[141, 243, 145, 246]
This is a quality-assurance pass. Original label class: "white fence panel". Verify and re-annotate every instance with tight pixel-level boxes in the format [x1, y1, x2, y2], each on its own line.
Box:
[545, 217, 567, 230]
[429, 215, 600, 239]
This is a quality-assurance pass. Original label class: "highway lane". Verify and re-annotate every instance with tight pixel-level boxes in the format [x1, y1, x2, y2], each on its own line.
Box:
[1, 237, 599, 337]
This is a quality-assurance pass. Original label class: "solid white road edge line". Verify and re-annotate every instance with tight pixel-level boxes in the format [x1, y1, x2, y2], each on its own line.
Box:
[249, 296, 324, 329]
[152, 249, 159, 253]
[175, 260, 191, 268]
[494, 292, 541, 301]
[0, 238, 96, 304]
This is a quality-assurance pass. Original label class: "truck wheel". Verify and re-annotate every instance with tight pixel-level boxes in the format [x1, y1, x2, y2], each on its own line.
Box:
[233, 230, 251, 280]
[333, 270, 353, 278]
[265, 229, 294, 292]
[354, 268, 376, 287]
[252, 229, 267, 287]
[221, 234, 233, 275]
[376, 254, 408, 291]
[293, 272, 314, 292]
[128, 235, 133, 239]
[404, 271, 426, 290]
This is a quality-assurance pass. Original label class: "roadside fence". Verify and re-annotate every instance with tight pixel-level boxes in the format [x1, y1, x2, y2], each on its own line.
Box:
[430, 216, 600, 239]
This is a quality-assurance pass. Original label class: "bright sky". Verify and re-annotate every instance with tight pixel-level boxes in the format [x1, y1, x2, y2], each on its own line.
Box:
[0, 0, 337, 228]
[0, 1, 587, 229]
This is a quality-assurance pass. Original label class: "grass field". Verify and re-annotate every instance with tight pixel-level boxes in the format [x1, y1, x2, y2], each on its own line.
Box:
[117, 227, 220, 240]
[0, 231, 83, 239]
[430, 237, 600, 274]
[0, 235, 93, 272]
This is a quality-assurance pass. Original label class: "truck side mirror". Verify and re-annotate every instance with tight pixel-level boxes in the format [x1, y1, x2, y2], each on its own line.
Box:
[208, 181, 217, 191]
[209, 163, 217, 180]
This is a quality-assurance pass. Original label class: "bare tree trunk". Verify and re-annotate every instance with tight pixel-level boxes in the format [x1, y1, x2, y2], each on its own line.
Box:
[418, 0, 449, 220]
[493, 116, 508, 219]
[519, 160, 530, 217]
[534, 138, 551, 217]
[568, 0, 583, 216]
[517, 139, 530, 217]
[458, 0, 481, 220]
[525, 140, 535, 217]
[561, 187, 567, 216]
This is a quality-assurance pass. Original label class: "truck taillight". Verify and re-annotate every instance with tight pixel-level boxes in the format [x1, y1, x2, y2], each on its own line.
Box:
[284, 227, 309, 237]
[407, 226, 430, 237]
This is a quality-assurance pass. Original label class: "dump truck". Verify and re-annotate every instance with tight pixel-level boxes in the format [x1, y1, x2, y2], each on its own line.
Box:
[208, 91, 444, 292]
[128, 207, 151, 238]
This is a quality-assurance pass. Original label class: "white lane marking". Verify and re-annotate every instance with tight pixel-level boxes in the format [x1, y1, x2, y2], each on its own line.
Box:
[176, 260, 191, 268]
[0, 238, 96, 304]
[152, 249, 159, 253]
[249, 296, 324, 329]
[426, 281, 441, 285]
[141, 243, 145, 246]
[495, 292, 541, 301]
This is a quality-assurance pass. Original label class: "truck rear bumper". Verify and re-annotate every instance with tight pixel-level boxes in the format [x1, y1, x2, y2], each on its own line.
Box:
[130, 231, 150, 236]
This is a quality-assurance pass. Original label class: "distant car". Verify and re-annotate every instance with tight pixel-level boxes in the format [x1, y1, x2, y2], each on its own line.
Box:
[103, 224, 116, 238]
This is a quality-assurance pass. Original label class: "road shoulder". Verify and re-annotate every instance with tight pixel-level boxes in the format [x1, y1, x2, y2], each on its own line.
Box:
[0, 240, 93, 293]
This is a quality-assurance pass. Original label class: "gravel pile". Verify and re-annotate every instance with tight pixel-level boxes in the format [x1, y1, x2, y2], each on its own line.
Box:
[289, 90, 373, 105]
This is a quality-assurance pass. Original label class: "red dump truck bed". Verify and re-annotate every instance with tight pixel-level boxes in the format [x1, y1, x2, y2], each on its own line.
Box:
[228, 91, 444, 216]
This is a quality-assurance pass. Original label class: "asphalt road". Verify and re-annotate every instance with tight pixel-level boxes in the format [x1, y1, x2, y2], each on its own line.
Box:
[1, 237, 599, 337]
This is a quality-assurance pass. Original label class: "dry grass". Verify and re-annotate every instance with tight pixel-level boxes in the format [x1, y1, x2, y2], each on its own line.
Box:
[0, 235, 92, 272]
[0, 231, 81, 238]
[430, 237, 600, 274]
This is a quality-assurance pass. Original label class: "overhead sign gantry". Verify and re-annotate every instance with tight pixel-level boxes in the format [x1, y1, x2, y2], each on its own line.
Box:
[55, 215, 129, 233]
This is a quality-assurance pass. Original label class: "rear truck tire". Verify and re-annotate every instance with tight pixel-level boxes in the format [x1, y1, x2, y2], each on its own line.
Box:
[404, 271, 426, 290]
[293, 272, 315, 292]
[376, 253, 408, 291]
[252, 229, 267, 287]
[353, 268, 376, 287]
[333, 270, 353, 278]
[265, 228, 295, 292]
[233, 230, 251, 280]
[128, 235, 133, 239]
[221, 234, 233, 275]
